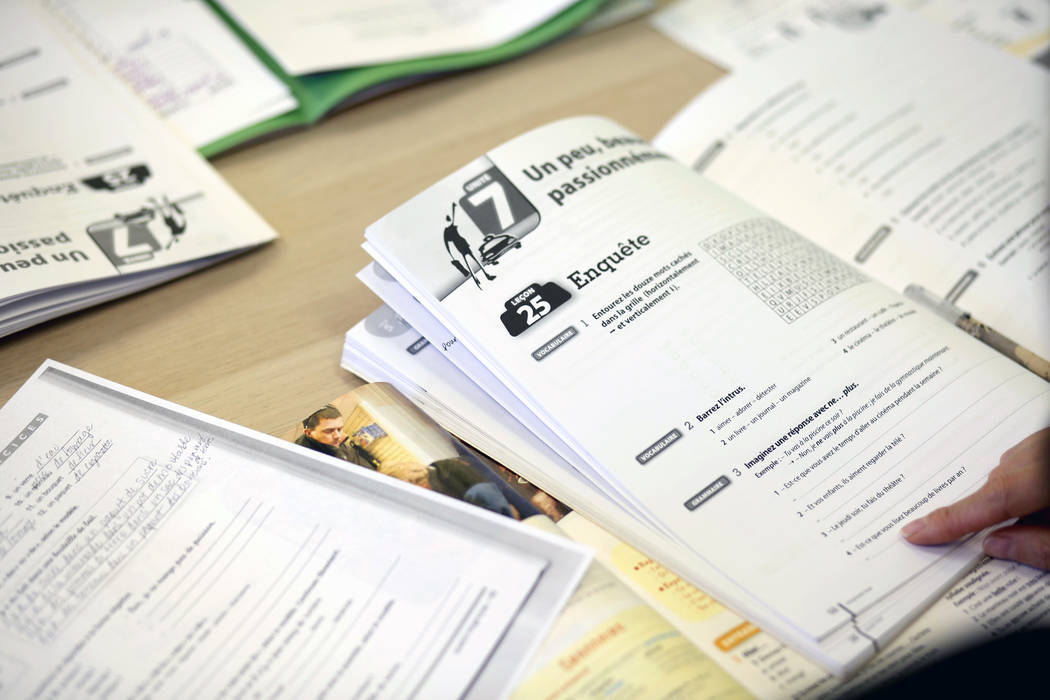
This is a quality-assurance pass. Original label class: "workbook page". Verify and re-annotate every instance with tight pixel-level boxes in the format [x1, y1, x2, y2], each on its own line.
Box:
[42, 0, 297, 147]
[343, 306, 1050, 696]
[0, 2, 276, 312]
[0, 363, 586, 699]
[365, 115, 1050, 654]
[656, 9, 1050, 358]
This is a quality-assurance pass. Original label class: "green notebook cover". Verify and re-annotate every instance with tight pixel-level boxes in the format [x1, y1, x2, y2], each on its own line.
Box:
[200, 0, 608, 157]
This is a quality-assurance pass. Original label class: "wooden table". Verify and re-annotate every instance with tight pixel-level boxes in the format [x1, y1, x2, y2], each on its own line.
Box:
[0, 12, 723, 437]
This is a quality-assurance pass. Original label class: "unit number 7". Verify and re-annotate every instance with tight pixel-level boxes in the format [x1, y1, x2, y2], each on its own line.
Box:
[466, 181, 514, 231]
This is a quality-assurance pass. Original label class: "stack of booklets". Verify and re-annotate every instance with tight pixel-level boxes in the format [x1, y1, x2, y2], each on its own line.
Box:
[41, 0, 618, 156]
[0, 1, 277, 338]
[345, 7, 1050, 681]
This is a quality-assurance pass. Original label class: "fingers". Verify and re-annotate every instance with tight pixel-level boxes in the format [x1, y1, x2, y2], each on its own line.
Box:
[901, 429, 1050, 545]
[983, 523, 1050, 571]
[901, 458, 1050, 545]
[998, 426, 1050, 467]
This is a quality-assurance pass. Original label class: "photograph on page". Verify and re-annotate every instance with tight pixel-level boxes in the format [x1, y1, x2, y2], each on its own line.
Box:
[286, 382, 571, 522]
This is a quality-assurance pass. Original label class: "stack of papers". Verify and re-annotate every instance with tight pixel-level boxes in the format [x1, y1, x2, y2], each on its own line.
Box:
[0, 1, 277, 338]
[341, 303, 1050, 698]
[346, 8, 1050, 677]
[40, 0, 616, 155]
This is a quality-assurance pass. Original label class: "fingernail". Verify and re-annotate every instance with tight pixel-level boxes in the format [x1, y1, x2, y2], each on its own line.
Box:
[984, 534, 1011, 559]
[900, 520, 925, 539]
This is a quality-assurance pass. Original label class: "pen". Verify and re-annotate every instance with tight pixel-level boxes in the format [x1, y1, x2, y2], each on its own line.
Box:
[904, 284, 1050, 382]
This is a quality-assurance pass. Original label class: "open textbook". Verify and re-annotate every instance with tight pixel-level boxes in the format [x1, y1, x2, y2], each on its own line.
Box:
[0, 1, 277, 338]
[356, 10, 1050, 676]
[39, 0, 616, 155]
[340, 309, 1050, 697]
[0, 361, 591, 699]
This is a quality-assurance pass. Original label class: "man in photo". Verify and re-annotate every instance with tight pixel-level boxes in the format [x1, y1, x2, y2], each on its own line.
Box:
[295, 405, 379, 470]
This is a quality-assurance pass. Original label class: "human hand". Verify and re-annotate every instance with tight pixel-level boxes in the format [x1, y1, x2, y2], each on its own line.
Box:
[900, 427, 1050, 570]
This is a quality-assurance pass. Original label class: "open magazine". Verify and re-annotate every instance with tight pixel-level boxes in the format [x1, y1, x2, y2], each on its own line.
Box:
[0, 362, 592, 699]
[354, 9, 1050, 676]
[0, 2, 277, 338]
[340, 310, 1050, 697]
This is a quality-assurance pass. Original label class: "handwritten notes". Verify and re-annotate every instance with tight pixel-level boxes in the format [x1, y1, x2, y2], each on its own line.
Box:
[0, 363, 584, 699]
[0, 424, 210, 645]
[42, 0, 296, 146]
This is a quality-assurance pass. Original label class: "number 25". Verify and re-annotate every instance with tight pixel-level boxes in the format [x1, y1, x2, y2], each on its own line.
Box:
[517, 296, 552, 326]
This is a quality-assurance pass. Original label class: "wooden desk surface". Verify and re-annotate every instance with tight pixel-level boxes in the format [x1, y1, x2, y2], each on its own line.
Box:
[0, 14, 723, 437]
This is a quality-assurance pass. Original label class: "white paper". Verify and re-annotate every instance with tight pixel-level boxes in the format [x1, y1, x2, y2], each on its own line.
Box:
[343, 307, 1050, 695]
[655, 9, 1050, 359]
[362, 114, 1050, 673]
[0, 362, 591, 698]
[353, 264, 667, 535]
[216, 0, 577, 75]
[0, 1, 277, 336]
[41, 0, 297, 148]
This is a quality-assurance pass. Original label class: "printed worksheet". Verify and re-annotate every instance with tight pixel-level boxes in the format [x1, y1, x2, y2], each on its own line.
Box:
[42, 0, 297, 147]
[0, 362, 590, 698]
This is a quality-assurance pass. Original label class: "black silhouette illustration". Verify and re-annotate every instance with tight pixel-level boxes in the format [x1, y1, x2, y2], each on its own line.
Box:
[86, 194, 193, 268]
[149, 196, 187, 248]
[478, 231, 521, 265]
[443, 202, 495, 289]
[81, 164, 152, 192]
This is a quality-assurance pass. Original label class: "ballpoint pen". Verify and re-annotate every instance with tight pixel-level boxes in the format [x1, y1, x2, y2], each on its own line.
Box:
[904, 284, 1050, 382]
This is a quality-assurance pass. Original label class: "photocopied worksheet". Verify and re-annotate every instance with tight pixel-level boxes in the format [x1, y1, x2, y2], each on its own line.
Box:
[41, 0, 298, 147]
[0, 362, 591, 699]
